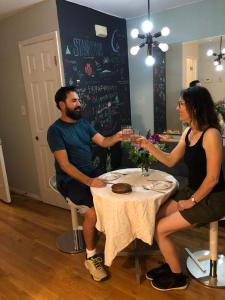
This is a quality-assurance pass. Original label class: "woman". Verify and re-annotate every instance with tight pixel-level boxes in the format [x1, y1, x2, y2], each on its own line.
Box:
[138, 86, 225, 291]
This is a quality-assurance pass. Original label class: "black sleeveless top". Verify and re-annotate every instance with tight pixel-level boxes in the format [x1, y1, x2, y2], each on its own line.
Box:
[184, 128, 225, 191]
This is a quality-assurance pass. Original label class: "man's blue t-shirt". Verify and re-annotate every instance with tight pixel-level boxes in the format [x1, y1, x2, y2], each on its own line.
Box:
[47, 118, 97, 185]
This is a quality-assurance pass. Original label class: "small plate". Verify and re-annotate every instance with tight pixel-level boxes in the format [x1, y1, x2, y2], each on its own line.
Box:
[144, 180, 172, 190]
[100, 172, 122, 182]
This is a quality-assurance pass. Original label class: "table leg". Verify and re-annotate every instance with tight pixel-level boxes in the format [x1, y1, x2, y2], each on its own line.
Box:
[118, 239, 160, 284]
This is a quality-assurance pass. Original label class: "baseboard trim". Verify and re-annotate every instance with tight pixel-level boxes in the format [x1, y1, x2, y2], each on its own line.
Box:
[10, 187, 41, 201]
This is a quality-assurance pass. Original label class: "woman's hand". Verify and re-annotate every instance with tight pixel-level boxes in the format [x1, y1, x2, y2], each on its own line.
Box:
[136, 136, 150, 150]
[177, 199, 195, 211]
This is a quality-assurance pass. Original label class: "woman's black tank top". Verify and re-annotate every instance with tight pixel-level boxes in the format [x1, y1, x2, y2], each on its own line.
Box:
[184, 127, 225, 191]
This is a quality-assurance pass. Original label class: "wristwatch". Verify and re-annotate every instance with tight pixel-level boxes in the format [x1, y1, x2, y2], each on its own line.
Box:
[191, 196, 198, 205]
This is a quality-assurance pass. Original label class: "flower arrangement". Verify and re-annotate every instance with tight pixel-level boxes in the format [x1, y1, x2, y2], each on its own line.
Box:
[215, 101, 225, 122]
[215, 101, 225, 135]
[122, 133, 167, 175]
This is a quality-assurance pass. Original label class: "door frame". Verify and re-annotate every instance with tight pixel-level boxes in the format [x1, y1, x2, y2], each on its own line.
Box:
[18, 31, 64, 202]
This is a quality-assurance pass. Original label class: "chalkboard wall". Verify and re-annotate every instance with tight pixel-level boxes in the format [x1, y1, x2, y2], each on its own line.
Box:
[56, 0, 131, 172]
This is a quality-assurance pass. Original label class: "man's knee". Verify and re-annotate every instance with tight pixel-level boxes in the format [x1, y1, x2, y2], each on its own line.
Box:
[84, 207, 97, 224]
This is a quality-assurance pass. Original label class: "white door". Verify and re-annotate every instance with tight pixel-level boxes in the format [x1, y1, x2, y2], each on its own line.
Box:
[0, 142, 11, 203]
[185, 57, 197, 88]
[19, 32, 68, 209]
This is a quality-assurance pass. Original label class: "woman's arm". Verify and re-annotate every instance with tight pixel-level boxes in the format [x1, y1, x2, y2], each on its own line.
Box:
[178, 128, 223, 211]
[137, 127, 189, 167]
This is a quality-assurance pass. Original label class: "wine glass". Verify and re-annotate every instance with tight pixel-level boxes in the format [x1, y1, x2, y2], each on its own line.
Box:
[121, 125, 133, 141]
[130, 129, 140, 149]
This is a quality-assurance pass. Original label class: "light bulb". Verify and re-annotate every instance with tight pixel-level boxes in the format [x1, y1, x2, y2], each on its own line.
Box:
[161, 27, 170, 37]
[216, 64, 224, 71]
[130, 46, 140, 56]
[130, 28, 139, 39]
[142, 20, 153, 33]
[222, 48, 225, 54]
[145, 55, 155, 66]
[207, 49, 213, 56]
[158, 43, 169, 52]
[214, 60, 219, 66]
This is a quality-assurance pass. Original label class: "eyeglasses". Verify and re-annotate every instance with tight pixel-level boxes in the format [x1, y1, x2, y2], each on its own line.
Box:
[177, 100, 186, 108]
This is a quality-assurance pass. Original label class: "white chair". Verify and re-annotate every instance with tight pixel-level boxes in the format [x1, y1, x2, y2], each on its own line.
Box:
[49, 175, 86, 254]
[185, 217, 225, 288]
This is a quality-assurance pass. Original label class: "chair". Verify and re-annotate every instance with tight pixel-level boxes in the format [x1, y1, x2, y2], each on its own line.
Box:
[49, 175, 86, 254]
[185, 217, 225, 288]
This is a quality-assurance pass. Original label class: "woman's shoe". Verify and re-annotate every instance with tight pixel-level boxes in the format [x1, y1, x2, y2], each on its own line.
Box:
[145, 263, 171, 281]
[151, 272, 189, 291]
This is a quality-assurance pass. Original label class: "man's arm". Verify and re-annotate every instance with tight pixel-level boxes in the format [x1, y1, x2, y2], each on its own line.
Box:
[54, 150, 105, 187]
[92, 132, 122, 148]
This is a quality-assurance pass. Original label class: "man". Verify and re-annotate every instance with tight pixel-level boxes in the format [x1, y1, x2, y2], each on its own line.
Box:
[189, 80, 201, 87]
[47, 86, 122, 281]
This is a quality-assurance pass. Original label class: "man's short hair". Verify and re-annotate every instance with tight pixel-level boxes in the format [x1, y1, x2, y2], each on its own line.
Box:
[189, 80, 201, 87]
[55, 86, 76, 110]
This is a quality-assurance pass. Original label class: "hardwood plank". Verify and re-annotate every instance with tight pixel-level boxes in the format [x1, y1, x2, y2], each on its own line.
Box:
[0, 195, 225, 300]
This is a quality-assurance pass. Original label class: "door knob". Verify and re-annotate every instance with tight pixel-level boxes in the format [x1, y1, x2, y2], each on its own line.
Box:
[35, 136, 39, 141]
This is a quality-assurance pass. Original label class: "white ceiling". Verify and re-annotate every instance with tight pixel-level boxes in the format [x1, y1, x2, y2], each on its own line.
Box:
[0, 0, 204, 21]
[0, 0, 44, 20]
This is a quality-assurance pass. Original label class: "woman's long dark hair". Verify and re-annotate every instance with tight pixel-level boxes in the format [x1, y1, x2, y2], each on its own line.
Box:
[180, 86, 221, 132]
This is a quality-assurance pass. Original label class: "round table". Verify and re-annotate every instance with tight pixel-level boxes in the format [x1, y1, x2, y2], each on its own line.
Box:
[91, 168, 178, 267]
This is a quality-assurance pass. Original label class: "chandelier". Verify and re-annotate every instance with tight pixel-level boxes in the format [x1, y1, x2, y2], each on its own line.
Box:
[207, 36, 225, 71]
[130, 0, 170, 66]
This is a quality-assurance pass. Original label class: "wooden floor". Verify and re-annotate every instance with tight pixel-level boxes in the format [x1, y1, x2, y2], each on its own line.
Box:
[0, 194, 225, 300]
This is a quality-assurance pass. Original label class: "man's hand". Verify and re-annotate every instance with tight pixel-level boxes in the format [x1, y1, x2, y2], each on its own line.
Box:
[136, 136, 150, 150]
[177, 199, 195, 211]
[89, 177, 106, 188]
[115, 130, 123, 141]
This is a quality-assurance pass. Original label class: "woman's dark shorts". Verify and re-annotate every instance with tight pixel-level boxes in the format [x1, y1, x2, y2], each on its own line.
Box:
[173, 186, 225, 225]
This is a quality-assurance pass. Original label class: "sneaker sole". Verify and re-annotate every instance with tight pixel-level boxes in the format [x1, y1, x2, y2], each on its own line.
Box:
[84, 261, 108, 282]
[145, 274, 153, 281]
[151, 281, 189, 291]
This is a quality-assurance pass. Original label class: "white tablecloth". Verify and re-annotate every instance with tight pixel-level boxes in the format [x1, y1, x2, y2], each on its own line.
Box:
[91, 168, 177, 266]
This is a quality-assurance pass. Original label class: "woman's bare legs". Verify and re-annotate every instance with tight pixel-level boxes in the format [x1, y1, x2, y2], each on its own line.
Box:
[155, 211, 192, 273]
[156, 198, 178, 220]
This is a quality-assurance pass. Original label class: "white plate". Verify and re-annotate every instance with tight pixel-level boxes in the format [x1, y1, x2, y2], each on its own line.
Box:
[100, 172, 122, 182]
[144, 180, 172, 190]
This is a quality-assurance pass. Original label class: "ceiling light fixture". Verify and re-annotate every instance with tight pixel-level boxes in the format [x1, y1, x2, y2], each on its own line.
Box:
[130, 0, 170, 66]
[207, 36, 225, 72]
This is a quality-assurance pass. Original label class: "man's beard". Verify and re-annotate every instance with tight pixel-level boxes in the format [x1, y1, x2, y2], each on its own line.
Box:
[65, 107, 82, 120]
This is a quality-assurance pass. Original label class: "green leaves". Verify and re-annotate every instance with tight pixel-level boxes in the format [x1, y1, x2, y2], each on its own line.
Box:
[121, 141, 166, 171]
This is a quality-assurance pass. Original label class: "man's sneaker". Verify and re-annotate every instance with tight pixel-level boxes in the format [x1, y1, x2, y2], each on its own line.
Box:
[145, 263, 171, 281]
[84, 254, 108, 282]
[151, 272, 189, 291]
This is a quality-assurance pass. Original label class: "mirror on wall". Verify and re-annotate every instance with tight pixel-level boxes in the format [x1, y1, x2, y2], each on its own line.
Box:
[166, 35, 225, 132]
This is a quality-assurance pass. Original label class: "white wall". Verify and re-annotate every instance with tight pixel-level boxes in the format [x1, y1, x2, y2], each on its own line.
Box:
[198, 41, 225, 103]
[166, 43, 183, 131]
[0, 0, 59, 196]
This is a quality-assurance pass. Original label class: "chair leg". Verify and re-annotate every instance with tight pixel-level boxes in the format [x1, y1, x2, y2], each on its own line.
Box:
[56, 200, 86, 254]
[186, 221, 225, 288]
[69, 200, 79, 230]
[209, 221, 218, 277]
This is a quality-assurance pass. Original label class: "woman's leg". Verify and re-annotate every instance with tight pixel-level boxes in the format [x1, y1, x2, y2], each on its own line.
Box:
[156, 199, 178, 221]
[155, 211, 192, 273]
